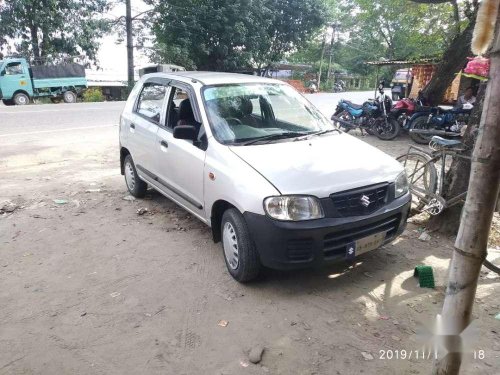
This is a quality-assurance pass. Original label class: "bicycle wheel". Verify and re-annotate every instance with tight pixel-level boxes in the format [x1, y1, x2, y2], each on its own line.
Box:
[396, 152, 438, 211]
[483, 247, 500, 275]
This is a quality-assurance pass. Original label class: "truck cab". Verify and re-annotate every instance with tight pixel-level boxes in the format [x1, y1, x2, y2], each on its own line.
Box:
[0, 58, 34, 105]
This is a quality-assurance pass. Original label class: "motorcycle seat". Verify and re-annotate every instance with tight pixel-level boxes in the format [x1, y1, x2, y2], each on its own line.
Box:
[343, 100, 363, 110]
[430, 136, 462, 148]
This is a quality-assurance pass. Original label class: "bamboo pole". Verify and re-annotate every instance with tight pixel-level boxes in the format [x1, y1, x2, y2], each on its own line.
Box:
[432, 13, 500, 375]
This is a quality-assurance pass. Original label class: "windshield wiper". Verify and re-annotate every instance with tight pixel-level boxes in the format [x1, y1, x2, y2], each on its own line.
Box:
[308, 128, 341, 137]
[240, 131, 311, 145]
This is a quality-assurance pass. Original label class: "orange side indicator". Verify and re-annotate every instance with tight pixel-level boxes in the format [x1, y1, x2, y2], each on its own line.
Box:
[208, 172, 215, 181]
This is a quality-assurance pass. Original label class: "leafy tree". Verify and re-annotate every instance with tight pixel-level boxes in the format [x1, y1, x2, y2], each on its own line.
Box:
[145, 0, 328, 72]
[289, 0, 456, 83]
[409, 0, 479, 105]
[0, 0, 111, 63]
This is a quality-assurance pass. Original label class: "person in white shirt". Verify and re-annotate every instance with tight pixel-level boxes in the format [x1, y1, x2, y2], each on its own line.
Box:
[455, 87, 476, 109]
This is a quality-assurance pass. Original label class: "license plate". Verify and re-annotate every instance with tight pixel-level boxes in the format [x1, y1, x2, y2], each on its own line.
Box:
[346, 231, 387, 259]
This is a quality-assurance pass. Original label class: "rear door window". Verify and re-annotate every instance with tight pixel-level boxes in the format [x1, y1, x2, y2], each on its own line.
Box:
[135, 83, 168, 124]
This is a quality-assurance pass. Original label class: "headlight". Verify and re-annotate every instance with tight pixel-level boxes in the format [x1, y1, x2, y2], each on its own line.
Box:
[263, 196, 324, 221]
[395, 172, 409, 198]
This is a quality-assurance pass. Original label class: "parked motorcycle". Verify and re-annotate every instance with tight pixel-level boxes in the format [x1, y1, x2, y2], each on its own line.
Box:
[390, 94, 430, 131]
[308, 80, 319, 94]
[408, 103, 473, 144]
[331, 81, 400, 140]
[333, 80, 346, 93]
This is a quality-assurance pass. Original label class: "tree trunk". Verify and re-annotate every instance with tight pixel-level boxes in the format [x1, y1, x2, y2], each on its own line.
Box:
[422, 21, 474, 105]
[432, 16, 500, 375]
[125, 0, 134, 92]
[427, 83, 487, 233]
[29, 24, 41, 60]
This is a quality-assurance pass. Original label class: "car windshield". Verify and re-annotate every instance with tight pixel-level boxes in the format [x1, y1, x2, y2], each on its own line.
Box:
[202, 83, 333, 145]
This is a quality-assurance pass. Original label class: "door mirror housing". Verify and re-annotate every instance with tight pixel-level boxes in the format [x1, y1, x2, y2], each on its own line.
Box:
[174, 125, 197, 141]
[0, 70, 5, 76]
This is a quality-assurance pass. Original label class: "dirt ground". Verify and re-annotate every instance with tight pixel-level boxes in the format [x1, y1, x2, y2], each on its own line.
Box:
[1, 106, 499, 374]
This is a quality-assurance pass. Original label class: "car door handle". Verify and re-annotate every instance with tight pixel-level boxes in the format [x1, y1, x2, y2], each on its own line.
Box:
[160, 140, 168, 151]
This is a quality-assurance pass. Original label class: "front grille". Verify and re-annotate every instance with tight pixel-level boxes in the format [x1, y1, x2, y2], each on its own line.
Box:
[286, 238, 314, 261]
[323, 214, 400, 259]
[330, 183, 389, 217]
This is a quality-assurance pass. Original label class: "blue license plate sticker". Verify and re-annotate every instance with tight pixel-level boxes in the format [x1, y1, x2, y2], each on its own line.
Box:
[346, 242, 356, 260]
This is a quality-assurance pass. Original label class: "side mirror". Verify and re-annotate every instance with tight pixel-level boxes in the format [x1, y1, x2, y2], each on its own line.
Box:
[0, 70, 5, 76]
[173, 125, 197, 141]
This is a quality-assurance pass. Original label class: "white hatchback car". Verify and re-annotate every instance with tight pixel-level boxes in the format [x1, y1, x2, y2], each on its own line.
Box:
[119, 72, 411, 282]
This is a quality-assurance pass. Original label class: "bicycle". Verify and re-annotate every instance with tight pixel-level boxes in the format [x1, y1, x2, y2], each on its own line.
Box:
[397, 136, 500, 274]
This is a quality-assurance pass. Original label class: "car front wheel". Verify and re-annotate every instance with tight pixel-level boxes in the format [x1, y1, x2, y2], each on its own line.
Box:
[221, 208, 261, 282]
[123, 154, 147, 198]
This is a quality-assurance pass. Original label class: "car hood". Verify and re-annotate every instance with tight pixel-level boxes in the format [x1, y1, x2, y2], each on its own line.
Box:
[228, 133, 403, 197]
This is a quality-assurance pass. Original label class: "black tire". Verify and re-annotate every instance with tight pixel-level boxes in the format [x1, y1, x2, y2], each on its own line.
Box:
[2, 99, 14, 106]
[373, 117, 400, 140]
[123, 154, 147, 198]
[13, 92, 29, 106]
[483, 259, 500, 275]
[409, 116, 433, 144]
[396, 152, 438, 212]
[221, 208, 261, 282]
[63, 91, 77, 103]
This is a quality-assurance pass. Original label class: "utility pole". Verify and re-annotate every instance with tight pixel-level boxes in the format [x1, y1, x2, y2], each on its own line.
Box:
[326, 22, 339, 87]
[317, 30, 328, 88]
[432, 6, 500, 375]
[125, 0, 134, 92]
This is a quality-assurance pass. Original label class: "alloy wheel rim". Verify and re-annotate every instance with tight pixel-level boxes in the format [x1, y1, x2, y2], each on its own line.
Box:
[222, 222, 239, 270]
[125, 161, 136, 191]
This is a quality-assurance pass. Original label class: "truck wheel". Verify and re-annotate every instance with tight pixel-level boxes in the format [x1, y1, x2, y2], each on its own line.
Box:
[2, 99, 15, 106]
[123, 154, 148, 198]
[13, 93, 29, 106]
[221, 208, 261, 282]
[63, 91, 77, 103]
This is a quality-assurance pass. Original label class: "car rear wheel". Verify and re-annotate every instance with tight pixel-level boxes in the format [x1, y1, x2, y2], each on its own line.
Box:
[123, 154, 148, 198]
[13, 93, 29, 106]
[221, 208, 261, 282]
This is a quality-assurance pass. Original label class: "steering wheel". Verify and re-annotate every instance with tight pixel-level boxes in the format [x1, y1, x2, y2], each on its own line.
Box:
[226, 117, 243, 126]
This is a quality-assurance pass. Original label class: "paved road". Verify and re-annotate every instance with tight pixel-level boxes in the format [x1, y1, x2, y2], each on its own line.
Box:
[0, 101, 124, 135]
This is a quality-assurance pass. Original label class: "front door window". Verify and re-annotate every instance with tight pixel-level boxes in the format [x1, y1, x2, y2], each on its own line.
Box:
[5, 62, 23, 75]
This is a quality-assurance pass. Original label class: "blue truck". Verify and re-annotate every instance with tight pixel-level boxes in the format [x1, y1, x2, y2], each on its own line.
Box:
[0, 57, 87, 106]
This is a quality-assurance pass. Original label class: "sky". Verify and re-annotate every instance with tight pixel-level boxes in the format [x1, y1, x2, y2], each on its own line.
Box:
[97, 0, 151, 74]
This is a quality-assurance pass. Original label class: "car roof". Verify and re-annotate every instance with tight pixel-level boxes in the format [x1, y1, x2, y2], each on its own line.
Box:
[144, 71, 285, 86]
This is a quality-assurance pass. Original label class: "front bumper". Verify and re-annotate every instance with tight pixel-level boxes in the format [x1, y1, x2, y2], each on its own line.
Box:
[244, 194, 411, 270]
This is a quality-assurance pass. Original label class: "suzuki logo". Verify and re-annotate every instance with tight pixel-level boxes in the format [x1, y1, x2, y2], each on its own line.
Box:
[360, 195, 371, 207]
